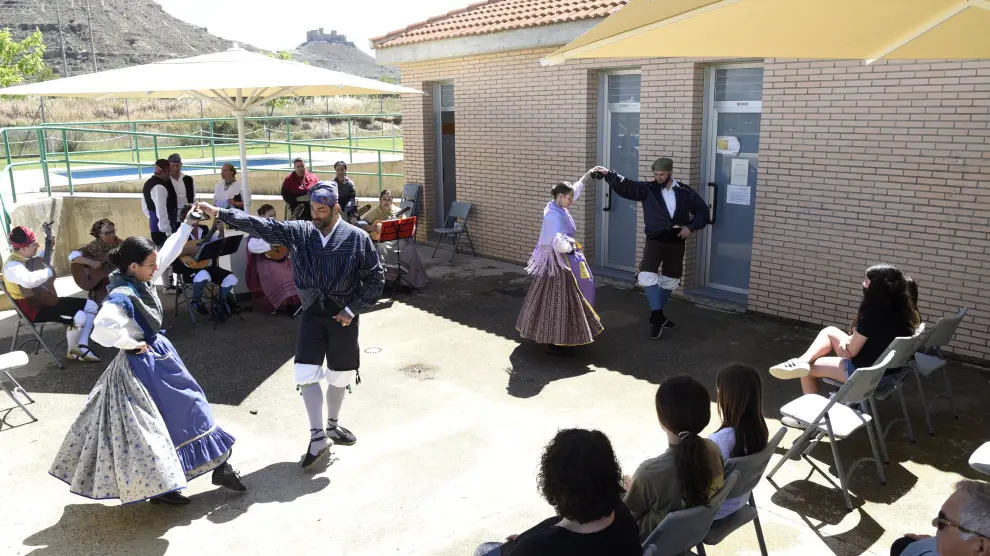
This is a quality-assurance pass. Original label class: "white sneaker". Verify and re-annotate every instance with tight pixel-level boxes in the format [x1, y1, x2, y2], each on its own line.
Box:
[68, 345, 100, 363]
[769, 359, 811, 380]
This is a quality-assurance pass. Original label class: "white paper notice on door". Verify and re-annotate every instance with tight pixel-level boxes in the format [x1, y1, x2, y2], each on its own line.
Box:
[726, 185, 751, 206]
[730, 158, 749, 186]
[716, 136, 740, 155]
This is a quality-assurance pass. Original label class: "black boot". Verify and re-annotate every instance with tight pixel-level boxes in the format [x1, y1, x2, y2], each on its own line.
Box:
[650, 310, 667, 340]
[211, 462, 246, 491]
[149, 491, 191, 505]
[301, 428, 332, 468]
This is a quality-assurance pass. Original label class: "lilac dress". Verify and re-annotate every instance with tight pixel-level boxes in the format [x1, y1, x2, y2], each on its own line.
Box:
[516, 172, 603, 346]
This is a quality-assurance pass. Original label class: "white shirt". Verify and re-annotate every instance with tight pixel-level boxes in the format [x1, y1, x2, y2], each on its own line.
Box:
[247, 237, 271, 254]
[661, 180, 677, 218]
[171, 172, 192, 208]
[2, 259, 53, 288]
[214, 179, 243, 209]
[140, 179, 173, 234]
[90, 223, 192, 350]
[709, 427, 746, 520]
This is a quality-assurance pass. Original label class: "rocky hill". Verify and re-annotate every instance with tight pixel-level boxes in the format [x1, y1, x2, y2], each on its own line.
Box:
[1, 1, 396, 81]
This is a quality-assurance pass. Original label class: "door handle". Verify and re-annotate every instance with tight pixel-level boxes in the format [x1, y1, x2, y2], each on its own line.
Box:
[603, 190, 611, 212]
[707, 182, 719, 225]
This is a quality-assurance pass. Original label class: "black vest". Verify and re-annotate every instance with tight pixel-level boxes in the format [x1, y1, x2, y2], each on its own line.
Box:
[180, 174, 196, 206]
[143, 175, 178, 232]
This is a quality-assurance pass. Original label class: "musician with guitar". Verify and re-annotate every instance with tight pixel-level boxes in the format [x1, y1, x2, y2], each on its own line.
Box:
[171, 206, 239, 316]
[245, 204, 301, 314]
[281, 158, 319, 221]
[3, 225, 100, 362]
[69, 218, 121, 305]
[360, 190, 429, 290]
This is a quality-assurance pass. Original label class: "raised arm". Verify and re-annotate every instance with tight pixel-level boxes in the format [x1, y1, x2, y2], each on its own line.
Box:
[152, 222, 192, 283]
[345, 234, 385, 316]
[214, 207, 298, 246]
[604, 170, 650, 202]
[571, 169, 596, 202]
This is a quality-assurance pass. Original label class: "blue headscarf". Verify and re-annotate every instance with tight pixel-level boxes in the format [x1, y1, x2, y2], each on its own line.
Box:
[310, 181, 338, 207]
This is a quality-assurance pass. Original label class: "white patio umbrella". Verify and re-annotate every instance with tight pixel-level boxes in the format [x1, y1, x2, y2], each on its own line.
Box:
[0, 45, 422, 212]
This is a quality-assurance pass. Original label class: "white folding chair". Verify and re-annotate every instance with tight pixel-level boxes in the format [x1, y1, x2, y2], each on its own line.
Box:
[702, 428, 787, 556]
[0, 351, 36, 427]
[970, 442, 990, 476]
[908, 308, 967, 436]
[768, 351, 898, 511]
[641, 471, 740, 556]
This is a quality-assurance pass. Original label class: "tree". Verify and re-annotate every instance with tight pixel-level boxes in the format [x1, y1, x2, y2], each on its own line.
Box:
[0, 29, 49, 88]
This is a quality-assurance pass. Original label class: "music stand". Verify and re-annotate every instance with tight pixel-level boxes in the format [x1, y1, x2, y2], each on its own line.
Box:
[376, 216, 419, 297]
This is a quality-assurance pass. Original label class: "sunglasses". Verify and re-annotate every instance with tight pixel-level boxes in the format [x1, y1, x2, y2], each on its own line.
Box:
[934, 511, 989, 539]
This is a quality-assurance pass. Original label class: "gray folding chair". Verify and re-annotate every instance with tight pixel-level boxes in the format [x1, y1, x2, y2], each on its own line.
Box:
[641, 471, 740, 556]
[822, 325, 928, 461]
[401, 183, 422, 218]
[768, 350, 898, 511]
[0, 350, 36, 426]
[0, 281, 65, 369]
[908, 308, 967, 436]
[702, 428, 787, 556]
[970, 441, 990, 476]
[432, 201, 476, 262]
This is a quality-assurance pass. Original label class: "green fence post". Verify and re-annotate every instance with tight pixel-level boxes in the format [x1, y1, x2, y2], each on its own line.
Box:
[133, 122, 142, 180]
[286, 117, 292, 162]
[209, 120, 216, 166]
[153, 136, 159, 161]
[61, 128, 73, 195]
[2, 130, 14, 203]
[377, 150, 383, 195]
[308, 145, 312, 169]
[37, 129, 51, 196]
[347, 118, 353, 162]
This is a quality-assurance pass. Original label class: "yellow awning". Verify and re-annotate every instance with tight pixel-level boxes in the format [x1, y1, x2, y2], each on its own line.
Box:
[543, 0, 990, 66]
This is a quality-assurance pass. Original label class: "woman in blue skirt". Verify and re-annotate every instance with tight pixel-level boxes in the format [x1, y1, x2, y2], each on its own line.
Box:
[49, 212, 246, 505]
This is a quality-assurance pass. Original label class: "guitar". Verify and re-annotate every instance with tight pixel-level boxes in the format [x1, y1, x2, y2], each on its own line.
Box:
[370, 206, 412, 241]
[179, 219, 223, 270]
[23, 222, 59, 307]
[71, 261, 113, 292]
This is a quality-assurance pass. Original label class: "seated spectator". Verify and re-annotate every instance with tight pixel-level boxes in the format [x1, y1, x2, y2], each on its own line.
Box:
[710, 364, 769, 520]
[768, 264, 920, 401]
[245, 204, 300, 314]
[623, 375, 725, 541]
[891, 480, 990, 556]
[473, 428, 641, 556]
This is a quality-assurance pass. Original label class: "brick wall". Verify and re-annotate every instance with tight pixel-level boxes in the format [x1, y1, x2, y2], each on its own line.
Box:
[755, 59, 990, 360]
[398, 48, 706, 285]
[396, 50, 990, 359]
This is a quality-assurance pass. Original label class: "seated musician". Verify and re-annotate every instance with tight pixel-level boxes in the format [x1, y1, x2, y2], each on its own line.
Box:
[281, 158, 319, 221]
[361, 190, 429, 290]
[245, 204, 300, 314]
[332, 161, 358, 223]
[68, 218, 121, 305]
[3, 226, 100, 362]
[213, 163, 244, 210]
[171, 206, 239, 315]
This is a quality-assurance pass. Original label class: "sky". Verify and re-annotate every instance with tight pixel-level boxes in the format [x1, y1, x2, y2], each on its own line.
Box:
[154, 0, 474, 55]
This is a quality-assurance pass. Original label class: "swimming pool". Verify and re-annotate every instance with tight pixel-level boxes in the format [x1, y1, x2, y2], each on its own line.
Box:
[54, 156, 293, 181]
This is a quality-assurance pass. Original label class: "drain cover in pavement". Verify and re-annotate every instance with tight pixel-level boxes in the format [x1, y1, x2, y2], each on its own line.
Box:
[398, 363, 438, 381]
[365, 347, 382, 354]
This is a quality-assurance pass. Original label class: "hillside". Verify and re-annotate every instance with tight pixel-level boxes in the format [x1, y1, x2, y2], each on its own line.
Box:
[293, 41, 398, 81]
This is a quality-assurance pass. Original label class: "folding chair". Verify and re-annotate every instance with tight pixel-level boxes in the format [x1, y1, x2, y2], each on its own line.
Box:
[401, 183, 422, 218]
[970, 442, 990, 476]
[768, 351, 900, 511]
[0, 350, 36, 426]
[702, 428, 787, 556]
[173, 272, 202, 325]
[822, 325, 928, 461]
[432, 201, 476, 262]
[0, 282, 65, 369]
[641, 471, 739, 556]
[908, 308, 967, 436]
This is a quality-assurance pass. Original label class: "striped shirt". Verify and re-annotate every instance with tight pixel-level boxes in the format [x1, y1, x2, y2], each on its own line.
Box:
[218, 209, 384, 313]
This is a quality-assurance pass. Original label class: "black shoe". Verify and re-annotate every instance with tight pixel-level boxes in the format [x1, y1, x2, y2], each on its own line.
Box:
[662, 316, 677, 329]
[211, 462, 247, 492]
[301, 429, 332, 468]
[191, 300, 208, 315]
[649, 310, 666, 340]
[546, 344, 574, 357]
[326, 424, 357, 446]
[149, 491, 191, 505]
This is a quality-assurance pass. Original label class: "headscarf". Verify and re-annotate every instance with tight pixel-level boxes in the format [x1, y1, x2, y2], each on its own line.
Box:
[79, 219, 118, 262]
[310, 182, 339, 207]
[8, 226, 36, 250]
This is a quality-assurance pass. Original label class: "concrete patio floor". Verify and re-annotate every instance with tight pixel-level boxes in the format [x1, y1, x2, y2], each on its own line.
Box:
[0, 246, 987, 556]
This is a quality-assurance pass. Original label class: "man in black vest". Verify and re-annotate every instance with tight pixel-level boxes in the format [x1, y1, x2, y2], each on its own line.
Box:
[142, 159, 178, 247]
[168, 153, 197, 212]
[593, 158, 711, 339]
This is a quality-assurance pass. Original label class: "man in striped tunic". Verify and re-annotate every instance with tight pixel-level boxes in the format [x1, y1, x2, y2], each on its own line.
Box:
[197, 182, 385, 468]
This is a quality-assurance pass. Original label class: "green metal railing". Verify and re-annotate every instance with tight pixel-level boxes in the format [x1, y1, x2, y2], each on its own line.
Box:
[0, 113, 404, 235]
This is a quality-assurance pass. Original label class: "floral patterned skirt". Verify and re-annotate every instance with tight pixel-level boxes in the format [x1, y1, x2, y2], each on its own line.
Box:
[49, 335, 235, 504]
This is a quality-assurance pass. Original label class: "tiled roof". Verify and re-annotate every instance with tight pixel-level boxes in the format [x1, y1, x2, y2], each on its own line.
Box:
[372, 0, 629, 49]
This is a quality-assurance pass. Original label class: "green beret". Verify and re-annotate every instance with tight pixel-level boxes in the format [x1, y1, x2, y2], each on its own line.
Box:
[651, 158, 673, 172]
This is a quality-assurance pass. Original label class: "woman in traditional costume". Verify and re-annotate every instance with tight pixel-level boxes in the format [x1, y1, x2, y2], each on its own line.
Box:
[49, 212, 246, 505]
[516, 171, 603, 355]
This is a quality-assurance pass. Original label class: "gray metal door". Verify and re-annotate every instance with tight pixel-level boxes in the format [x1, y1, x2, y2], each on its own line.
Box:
[701, 67, 763, 294]
[435, 83, 456, 225]
[598, 72, 641, 272]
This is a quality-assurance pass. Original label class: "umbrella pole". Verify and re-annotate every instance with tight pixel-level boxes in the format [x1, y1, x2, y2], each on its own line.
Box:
[235, 110, 251, 213]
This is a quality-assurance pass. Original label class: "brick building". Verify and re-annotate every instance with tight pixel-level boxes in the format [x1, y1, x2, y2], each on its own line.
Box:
[372, 0, 990, 360]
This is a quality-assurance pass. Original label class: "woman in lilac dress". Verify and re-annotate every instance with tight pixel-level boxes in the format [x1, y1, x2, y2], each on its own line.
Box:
[49, 213, 245, 505]
[516, 171, 603, 355]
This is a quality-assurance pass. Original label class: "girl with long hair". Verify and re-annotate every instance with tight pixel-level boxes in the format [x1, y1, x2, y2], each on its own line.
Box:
[50, 218, 246, 506]
[516, 173, 603, 355]
[710, 365, 769, 519]
[769, 263, 921, 396]
[623, 376, 725, 541]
